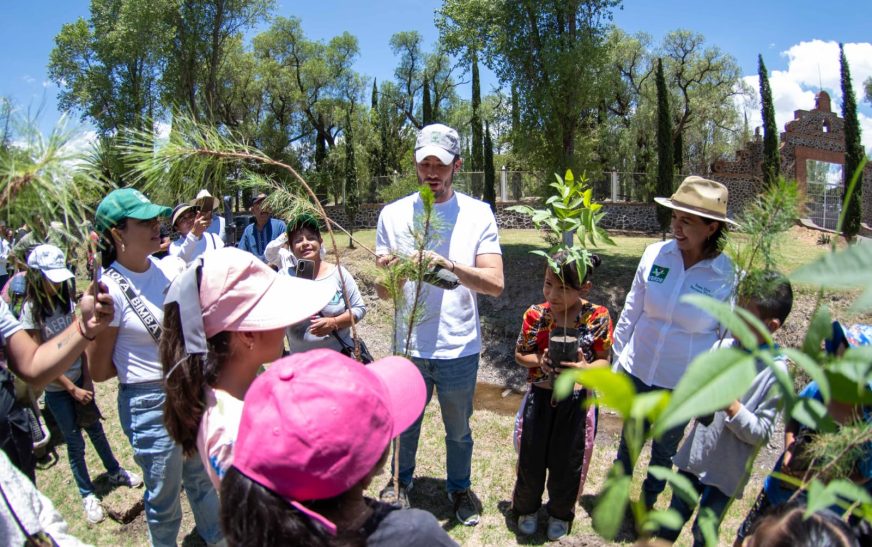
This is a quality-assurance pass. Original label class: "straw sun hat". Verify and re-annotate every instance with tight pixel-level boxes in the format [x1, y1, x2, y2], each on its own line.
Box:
[654, 176, 738, 226]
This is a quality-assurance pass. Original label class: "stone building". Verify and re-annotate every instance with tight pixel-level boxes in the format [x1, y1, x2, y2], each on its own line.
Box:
[712, 91, 872, 231]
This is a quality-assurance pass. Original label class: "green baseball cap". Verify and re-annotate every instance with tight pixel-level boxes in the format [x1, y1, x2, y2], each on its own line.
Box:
[95, 188, 172, 232]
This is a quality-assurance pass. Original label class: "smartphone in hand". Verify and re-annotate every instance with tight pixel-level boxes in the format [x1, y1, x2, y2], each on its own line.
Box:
[296, 259, 316, 280]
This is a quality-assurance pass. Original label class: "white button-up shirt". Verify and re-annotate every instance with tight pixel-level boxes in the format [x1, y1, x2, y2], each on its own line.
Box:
[613, 239, 735, 389]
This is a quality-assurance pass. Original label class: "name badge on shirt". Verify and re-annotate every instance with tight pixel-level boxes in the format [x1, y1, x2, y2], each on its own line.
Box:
[689, 283, 713, 296]
[648, 265, 670, 284]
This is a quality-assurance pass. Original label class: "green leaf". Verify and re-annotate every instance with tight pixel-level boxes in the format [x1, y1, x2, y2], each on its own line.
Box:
[680, 295, 758, 350]
[805, 479, 840, 517]
[782, 348, 830, 403]
[653, 349, 756, 437]
[734, 305, 774, 346]
[791, 240, 872, 288]
[553, 368, 579, 401]
[757, 351, 796, 403]
[789, 397, 836, 432]
[570, 367, 636, 419]
[696, 506, 719, 547]
[629, 390, 671, 423]
[825, 354, 872, 404]
[647, 466, 699, 508]
[592, 465, 630, 540]
[801, 306, 831, 358]
[643, 508, 685, 534]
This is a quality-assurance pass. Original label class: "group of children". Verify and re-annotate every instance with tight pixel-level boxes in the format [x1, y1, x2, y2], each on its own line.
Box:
[9, 214, 872, 545]
[510, 251, 870, 545]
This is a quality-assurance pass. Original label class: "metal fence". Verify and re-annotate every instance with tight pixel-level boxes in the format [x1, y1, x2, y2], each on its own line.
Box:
[367, 170, 686, 203]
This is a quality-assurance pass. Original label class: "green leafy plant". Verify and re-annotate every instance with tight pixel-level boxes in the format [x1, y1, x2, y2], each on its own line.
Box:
[507, 169, 613, 285]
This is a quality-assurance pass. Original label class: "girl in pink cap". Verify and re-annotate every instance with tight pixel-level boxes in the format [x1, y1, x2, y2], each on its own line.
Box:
[220, 349, 458, 546]
[160, 247, 333, 490]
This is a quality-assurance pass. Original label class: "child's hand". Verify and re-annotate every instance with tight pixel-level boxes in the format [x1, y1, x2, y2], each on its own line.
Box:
[539, 349, 555, 375]
[557, 348, 590, 370]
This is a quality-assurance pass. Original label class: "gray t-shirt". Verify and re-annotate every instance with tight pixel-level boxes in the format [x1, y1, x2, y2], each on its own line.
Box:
[285, 265, 366, 353]
[19, 302, 81, 392]
[0, 299, 22, 341]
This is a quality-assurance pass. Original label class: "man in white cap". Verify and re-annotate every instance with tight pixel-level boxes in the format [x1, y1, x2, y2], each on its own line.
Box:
[375, 123, 504, 526]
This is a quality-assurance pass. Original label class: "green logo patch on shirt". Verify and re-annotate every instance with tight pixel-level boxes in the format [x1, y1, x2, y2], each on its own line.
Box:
[648, 265, 670, 284]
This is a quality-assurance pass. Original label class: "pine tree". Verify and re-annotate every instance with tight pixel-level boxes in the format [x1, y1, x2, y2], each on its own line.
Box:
[840, 43, 864, 239]
[656, 58, 674, 234]
[422, 77, 432, 126]
[483, 121, 496, 212]
[759, 54, 780, 186]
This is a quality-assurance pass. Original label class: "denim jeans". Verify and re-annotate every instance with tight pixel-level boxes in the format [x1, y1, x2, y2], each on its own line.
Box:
[395, 353, 478, 494]
[118, 382, 223, 547]
[614, 372, 689, 507]
[44, 377, 120, 497]
[658, 469, 731, 545]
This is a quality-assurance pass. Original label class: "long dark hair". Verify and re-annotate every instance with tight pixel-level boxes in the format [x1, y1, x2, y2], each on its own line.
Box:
[747, 502, 859, 547]
[701, 218, 726, 259]
[22, 270, 74, 334]
[99, 218, 127, 268]
[160, 301, 231, 457]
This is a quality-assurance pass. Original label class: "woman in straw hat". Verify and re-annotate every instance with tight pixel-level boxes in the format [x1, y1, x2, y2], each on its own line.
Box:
[611, 176, 737, 510]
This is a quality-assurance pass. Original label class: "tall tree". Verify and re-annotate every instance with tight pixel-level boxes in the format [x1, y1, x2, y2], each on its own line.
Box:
[483, 120, 496, 211]
[422, 76, 432, 125]
[344, 110, 359, 243]
[656, 58, 674, 234]
[470, 51, 483, 173]
[758, 54, 780, 186]
[840, 43, 864, 239]
[865, 76, 872, 106]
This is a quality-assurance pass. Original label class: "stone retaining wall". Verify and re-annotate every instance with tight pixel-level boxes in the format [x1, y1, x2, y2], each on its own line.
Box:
[323, 200, 662, 233]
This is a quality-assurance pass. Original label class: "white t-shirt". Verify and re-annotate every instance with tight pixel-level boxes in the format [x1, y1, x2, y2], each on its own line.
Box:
[376, 191, 501, 359]
[19, 302, 81, 392]
[206, 215, 227, 243]
[197, 386, 244, 490]
[168, 232, 224, 264]
[612, 239, 735, 389]
[103, 257, 178, 384]
[0, 299, 23, 341]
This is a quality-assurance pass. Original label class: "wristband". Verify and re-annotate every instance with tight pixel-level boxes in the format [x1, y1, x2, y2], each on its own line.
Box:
[450, 260, 456, 272]
[76, 317, 96, 341]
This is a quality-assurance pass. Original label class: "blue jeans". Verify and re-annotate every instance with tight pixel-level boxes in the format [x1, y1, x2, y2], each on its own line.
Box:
[44, 377, 121, 497]
[614, 372, 689, 507]
[659, 470, 731, 545]
[118, 382, 222, 547]
[395, 353, 478, 494]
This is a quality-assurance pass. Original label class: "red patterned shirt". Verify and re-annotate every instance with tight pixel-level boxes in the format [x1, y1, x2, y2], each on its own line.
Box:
[515, 301, 613, 386]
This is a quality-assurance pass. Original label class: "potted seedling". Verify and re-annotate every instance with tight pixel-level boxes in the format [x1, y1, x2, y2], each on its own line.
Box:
[508, 170, 613, 373]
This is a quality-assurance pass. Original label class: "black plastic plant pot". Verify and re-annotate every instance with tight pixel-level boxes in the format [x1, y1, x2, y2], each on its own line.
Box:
[549, 327, 579, 369]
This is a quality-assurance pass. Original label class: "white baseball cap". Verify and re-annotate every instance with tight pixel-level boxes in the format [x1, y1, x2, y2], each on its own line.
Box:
[27, 244, 75, 284]
[415, 123, 461, 165]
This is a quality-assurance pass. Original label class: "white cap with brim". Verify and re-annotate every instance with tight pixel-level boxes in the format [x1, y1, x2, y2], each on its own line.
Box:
[27, 244, 75, 284]
[414, 123, 460, 166]
[414, 145, 455, 165]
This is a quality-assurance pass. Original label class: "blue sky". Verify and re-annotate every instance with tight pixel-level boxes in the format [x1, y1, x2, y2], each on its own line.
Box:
[2, 0, 870, 149]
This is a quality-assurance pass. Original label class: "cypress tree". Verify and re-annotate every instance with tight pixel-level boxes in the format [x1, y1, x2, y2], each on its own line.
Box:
[470, 50, 483, 173]
[422, 77, 432, 126]
[840, 43, 864, 239]
[483, 121, 496, 212]
[344, 112, 359, 245]
[656, 58, 674, 234]
[759, 54, 780, 186]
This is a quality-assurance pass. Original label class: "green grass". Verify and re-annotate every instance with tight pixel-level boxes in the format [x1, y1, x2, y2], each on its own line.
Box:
[34, 227, 866, 545]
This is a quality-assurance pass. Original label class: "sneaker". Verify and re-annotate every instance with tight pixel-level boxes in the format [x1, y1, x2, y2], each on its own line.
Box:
[517, 513, 538, 535]
[547, 516, 570, 541]
[83, 494, 105, 524]
[378, 479, 412, 509]
[108, 468, 143, 488]
[448, 489, 480, 526]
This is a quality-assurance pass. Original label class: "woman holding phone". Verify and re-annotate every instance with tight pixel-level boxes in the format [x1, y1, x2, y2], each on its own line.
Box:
[168, 201, 224, 264]
[86, 188, 223, 547]
[282, 213, 366, 355]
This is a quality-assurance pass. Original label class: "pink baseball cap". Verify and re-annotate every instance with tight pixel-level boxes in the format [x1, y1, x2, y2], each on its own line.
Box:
[199, 248, 334, 337]
[232, 349, 426, 534]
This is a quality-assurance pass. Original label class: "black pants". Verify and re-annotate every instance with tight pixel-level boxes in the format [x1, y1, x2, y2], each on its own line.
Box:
[512, 385, 586, 522]
[657, 469, 731, 545]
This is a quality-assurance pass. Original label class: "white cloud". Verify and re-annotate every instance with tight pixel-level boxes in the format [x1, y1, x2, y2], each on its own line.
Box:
[21, 74, 36, 85]
[742, 40, 872, 153]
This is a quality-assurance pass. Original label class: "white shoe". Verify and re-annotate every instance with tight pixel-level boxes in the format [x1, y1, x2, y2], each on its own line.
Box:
[83, 494, 105, 524]
[547, 516, 570, 541]
[108, 468, 143, 488]
[518, 513, 538, 535]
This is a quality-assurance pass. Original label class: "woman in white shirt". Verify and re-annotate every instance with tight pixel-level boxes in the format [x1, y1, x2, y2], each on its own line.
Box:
[85, 188, 224, 547]
[168, 203, 224, 264]
[612, 176, 737, 509]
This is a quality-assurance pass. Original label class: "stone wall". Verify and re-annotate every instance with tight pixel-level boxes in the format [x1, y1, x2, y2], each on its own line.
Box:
[323, 200, 661, 233]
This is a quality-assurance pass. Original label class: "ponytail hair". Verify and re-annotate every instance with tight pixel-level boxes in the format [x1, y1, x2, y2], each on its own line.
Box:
[160, 301, 231, 457]
[551, 251, 602, 291]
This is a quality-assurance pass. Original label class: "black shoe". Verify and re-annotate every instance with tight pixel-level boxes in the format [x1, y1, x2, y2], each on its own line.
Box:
[379, 479, 412, 509]
[449, 489, 480, 526]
